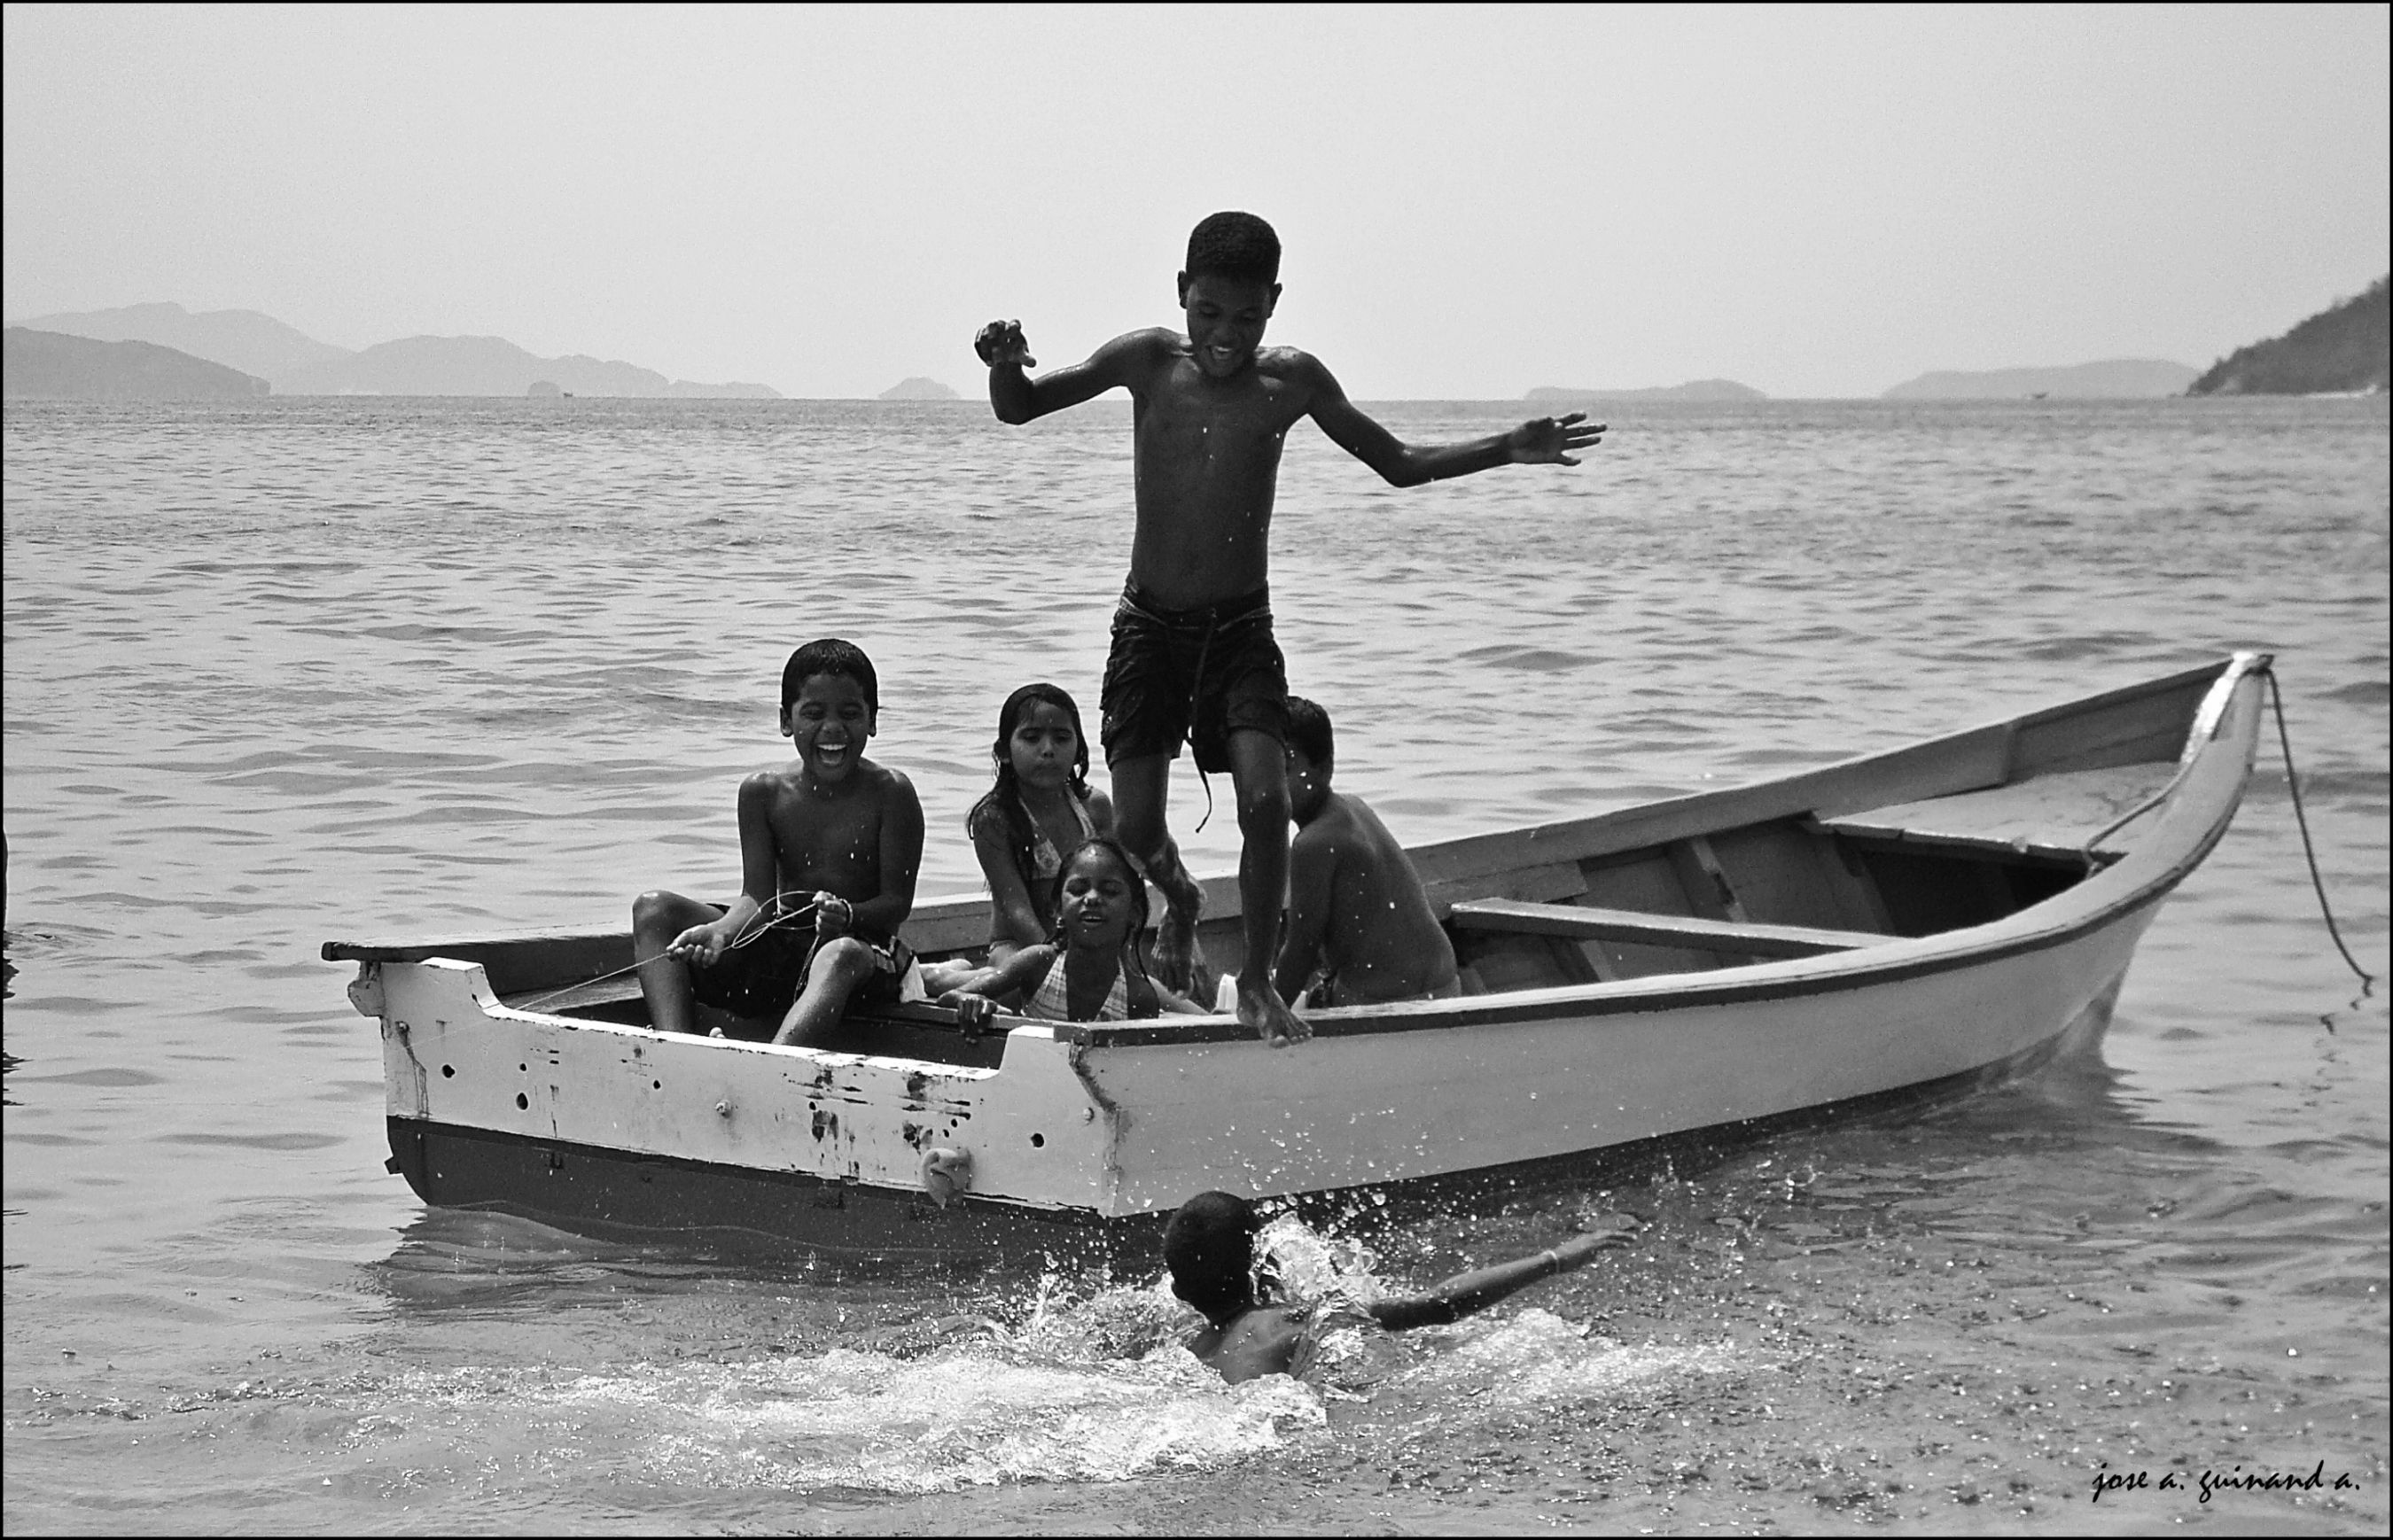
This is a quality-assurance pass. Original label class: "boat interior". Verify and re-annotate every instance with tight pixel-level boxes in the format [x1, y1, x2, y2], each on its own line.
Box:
[330, 661, 2225, 1072]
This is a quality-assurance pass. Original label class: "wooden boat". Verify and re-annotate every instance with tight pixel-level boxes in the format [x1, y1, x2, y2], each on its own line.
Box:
[325, 653, 2270, 1254]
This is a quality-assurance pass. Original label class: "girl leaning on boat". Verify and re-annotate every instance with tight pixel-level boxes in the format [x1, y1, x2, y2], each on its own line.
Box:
[920, 682, 1114, 994]
[936, 837, 1209, 1023]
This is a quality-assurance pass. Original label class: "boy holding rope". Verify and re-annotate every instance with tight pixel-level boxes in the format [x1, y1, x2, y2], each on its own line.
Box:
[631, 639, 925, 1046]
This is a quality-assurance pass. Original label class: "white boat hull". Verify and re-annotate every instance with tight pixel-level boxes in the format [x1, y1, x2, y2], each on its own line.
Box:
[338, 654, 2265, 1248]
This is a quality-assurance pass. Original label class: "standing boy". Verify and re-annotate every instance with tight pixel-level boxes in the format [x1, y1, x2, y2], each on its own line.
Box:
[631, 639, 925, 1048]
[978, 211, 1603, 1046]
[1272, 696, 1461, 1007]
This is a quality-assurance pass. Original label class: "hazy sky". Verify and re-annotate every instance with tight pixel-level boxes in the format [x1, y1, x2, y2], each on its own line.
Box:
[5, 4, 2387, 398]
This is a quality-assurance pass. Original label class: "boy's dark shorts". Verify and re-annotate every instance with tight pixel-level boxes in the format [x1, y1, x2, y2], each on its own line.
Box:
[1100, 580, 1289, 773]
[690, 905, 914, 1028]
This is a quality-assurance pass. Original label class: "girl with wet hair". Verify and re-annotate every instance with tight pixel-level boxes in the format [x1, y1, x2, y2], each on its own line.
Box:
[967, 682, 1114, 961]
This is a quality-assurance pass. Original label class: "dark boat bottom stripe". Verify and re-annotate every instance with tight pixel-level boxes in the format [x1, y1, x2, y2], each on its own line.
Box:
[385, 983, 2113, 1258]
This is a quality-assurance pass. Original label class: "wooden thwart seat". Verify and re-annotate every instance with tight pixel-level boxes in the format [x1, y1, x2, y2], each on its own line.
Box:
[1447, 898, 1889, 960]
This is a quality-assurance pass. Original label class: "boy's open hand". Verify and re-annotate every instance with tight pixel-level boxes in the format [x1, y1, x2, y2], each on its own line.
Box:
[1507, 411, 1607, 466]
[973, 319, 1036, 369]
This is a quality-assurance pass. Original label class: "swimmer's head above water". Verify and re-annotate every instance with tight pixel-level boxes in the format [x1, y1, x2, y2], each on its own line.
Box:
[1162, 1190, 1261, 1326]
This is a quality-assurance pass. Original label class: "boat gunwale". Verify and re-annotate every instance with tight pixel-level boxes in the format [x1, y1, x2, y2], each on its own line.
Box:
[326, 654, 2265, 1055]
[316, 654, 2249, 972]
[1056, 652, 2269, 1047]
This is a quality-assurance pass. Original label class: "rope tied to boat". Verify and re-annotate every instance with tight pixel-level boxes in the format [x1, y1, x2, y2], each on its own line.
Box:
[2264, 668, 2375, 991]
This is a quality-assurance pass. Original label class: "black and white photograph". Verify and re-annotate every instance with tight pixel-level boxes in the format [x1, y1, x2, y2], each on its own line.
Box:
[4, 4, 2385, 1532]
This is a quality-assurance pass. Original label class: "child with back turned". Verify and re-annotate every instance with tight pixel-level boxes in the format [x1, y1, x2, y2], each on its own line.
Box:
[978, 211, 1603, 1048]
[631, 639, 925, 1047]
[1271, 696, 1461, 1007]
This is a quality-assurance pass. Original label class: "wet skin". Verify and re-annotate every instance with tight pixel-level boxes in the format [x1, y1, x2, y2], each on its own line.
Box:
[938, 849, 1205, 1023]
[630, 672, 924, 1044]
[1180, 1220, 1640, 1383]
[970, 699, 1114, 963]
[979, 274, 1602, 1047]
[1274, 745, 1459, 1006]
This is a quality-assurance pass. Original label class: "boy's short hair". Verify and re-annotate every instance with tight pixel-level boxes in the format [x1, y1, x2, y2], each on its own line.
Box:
[782, 638, 878, 717]
[1283, 695, 1333, 771]
[1163, 1190, 1260, 1325]
[1185, 212, 1280, 285]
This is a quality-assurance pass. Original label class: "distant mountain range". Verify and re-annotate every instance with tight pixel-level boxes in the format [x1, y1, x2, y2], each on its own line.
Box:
[4, 327, 269, 399]
[1526, 379, 1766, 402]
[4, 301, 781, 398]
[10, 302, 347, 383]
[1881, 360, 2197, 400]
[269, 334, 780, 398]
[880, 377, 959, 401]
[2189, 276, 2389, 396]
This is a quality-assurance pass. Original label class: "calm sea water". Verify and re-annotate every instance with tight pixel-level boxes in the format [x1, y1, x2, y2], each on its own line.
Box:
[4, 395, 2386, 1535]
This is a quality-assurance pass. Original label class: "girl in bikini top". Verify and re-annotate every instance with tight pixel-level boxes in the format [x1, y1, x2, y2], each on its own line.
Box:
[963, 683, 1115, 960]
[935, 838, 1210, 1025]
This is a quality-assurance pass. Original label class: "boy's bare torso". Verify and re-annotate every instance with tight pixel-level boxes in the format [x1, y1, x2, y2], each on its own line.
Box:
[1300, 791, 1458, 1003]
[745, 761, 907, 929]
[1122, 331, 1318, 608]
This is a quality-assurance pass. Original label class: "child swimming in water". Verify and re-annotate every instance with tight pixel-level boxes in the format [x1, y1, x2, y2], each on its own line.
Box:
[939, 837, 1208, 1023]
[1164, 1191, 1641, 1383]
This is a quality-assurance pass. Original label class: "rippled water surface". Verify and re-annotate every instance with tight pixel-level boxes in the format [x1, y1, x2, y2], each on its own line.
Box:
[4, 396, 2387, 1533]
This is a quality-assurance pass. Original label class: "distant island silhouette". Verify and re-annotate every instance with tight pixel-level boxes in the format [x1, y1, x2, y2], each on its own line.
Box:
[4, 326, 269, 399]
[2, 302, 781, 398]
[1526, 379, 1764, 402]
[12, 302, 347, 384]
[2189, 276, 2389, 396]
[880, 377, 960, 401]
[1882, 360, 2197, 400]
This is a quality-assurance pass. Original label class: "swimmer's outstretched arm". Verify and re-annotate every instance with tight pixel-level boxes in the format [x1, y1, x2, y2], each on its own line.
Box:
[978, 323, 1168, 424]
[1367, 1217, 1639, 1332]
[1301, 355, 1606, 487]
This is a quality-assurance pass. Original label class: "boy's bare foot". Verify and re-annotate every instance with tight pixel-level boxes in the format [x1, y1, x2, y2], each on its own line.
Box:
[1237, 975, 1309, 1048]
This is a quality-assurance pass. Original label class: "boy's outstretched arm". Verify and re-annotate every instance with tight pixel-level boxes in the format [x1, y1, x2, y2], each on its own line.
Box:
[1366, 1217, 1640, 1331]
[1301, 356, 1606, 487]
[978, 323, 1165, 424]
